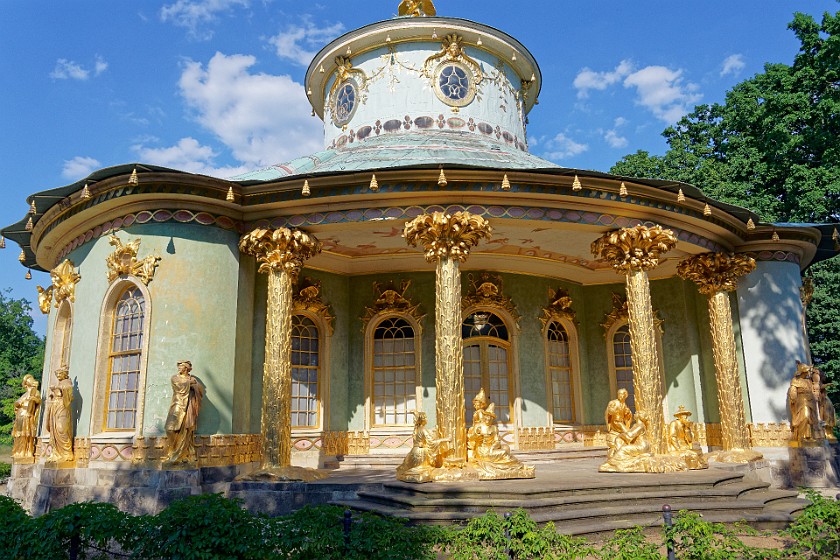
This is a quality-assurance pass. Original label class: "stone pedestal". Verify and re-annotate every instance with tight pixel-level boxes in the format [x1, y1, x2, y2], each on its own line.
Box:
[764, 442, 840, 489]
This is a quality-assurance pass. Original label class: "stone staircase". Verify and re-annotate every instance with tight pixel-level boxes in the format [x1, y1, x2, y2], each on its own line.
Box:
[333, 458, 807, 535]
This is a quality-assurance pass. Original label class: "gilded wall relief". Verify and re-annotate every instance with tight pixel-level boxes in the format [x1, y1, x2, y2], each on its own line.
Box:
[293, 277, 335, 335]
[105, 235, 161, 285]
[361, 279, 425, 330]
[51, 259, 81, 307]
[539, 287, 576, 328]
[462, 272, 520, 329]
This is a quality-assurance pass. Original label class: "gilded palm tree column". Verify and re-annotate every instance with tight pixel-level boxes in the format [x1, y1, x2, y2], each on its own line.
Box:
[238, 227, 326, 481]
[404, 211, 492, 462]
[678, 253, 763, 463]
[592, 225, 677, 454]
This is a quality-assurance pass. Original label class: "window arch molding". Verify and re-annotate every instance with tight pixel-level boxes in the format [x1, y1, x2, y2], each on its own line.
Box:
[290, 310, 331, 434]
[91, 278, 152, 436]
[462, 303, 521, 432]
[48, 299, 74, 383]
[363, 311, 423, 432]
[604, 318, 667, 415]
[542, 316, 583, 425]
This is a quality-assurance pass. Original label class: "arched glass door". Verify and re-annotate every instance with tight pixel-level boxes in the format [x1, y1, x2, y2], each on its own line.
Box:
[462, 311, 512, 425]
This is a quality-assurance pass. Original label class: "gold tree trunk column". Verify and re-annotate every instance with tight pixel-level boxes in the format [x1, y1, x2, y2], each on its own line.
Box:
[404, 211, 492, 462]
[592, 224, 677, 455]
[239, 227, 326, 480]
[678, 252, 762, 463]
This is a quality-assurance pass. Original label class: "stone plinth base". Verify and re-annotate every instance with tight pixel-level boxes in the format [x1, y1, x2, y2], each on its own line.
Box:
[751, 443, 840, 489]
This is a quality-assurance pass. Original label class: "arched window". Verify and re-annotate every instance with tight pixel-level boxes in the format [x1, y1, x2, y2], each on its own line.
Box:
[104, 286, 145, 431]
[49, 301, 73, 378]
[291, 314, 320, 429]
[463, 311, 513, 425]
[611, 324, 636, 412]
[371, 317, 417, 427]
[546, 321, 575, 423]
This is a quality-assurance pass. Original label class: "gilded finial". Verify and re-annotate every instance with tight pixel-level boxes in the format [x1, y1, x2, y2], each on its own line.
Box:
[25, 217, 33, 231]
[619, 182, 628, 197]
[369, 174, 379, 192]
[476, 36, 483, 46]
[677, 188, 685, 203]
[128, 167, 138, 185]
[0, 235, 5, 249]
[501, 174, 511, 191]
[302, 180, 311, 197]
[28, 200, 36, 214]
[832, 227, 839, 241]
[572, 174, 582, 191]
[703, 203, 712, 217]
[398, 0, 437, 17]
[438, 168, 447, 187]
[25, 270, 31, 280]
[746, 218, 755, 230]
[771, 230, 780, 241]
[19, 249, 26, 262]
[82, 183, 91, 199]
[226, 187, 235, 202]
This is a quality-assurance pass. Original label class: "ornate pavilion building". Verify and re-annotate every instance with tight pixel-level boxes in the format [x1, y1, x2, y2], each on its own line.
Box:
[4, 3, 838, 505]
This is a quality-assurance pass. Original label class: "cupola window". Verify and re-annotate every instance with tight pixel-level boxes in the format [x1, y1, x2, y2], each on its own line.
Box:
[434, 61, 476, 107]
[331, 78, 358, 126]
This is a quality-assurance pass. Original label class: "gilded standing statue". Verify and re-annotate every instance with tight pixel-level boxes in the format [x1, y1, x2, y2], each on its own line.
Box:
[12, 374, 41, 462]
[163, 361, 204, 465]
[45, 366, 74, 463]
[789, 361, 821, 444]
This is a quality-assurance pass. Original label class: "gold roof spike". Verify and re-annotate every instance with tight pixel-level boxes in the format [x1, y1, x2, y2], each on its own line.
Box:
[398, 0, 436, 17]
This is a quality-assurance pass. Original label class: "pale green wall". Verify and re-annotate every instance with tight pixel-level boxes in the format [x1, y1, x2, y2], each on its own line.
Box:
[54, 223, 243, 437]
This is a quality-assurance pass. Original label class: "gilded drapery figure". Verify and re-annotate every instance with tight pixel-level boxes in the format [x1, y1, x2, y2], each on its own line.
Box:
[666, 406, 707, 469]
[604, 388, 632, 458]
[46, 366, 74, 463]
[467, 397, 534, 479]
[788, 361, 821, 444]
[12, 374, 41, 461]
[396, 411, 449, 483]
[816, 368, 836, 441]
[163, 361, 205, 465]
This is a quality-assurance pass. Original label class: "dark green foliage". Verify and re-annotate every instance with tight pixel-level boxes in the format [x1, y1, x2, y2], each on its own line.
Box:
[665, 510, 781, 560]
[610, 8, 840, 405]
[597, 527, 662, 560]
[26, 501, 136, 560]
[0, 290, 44, 446]
[0, 496, 31, 560]
[0, 461, 11, 478]
[783, 489, 840, 558]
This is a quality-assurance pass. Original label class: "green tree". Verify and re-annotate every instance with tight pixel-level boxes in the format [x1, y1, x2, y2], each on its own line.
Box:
[611, 9, 840, 403]
[0, 289, 45, 445]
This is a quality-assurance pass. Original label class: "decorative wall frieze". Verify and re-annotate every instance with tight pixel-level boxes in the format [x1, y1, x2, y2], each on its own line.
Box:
[293, 277, 335, 335]
[50, 259, 81, 307]
[462, 272, 521, 329]
[749, 422, 792, 447]
[131, 434, 261, 466]
[539, 287, 575, 328]
[361, 279, 425, 330]
[601, 293, 663, 335]
[105, 235, 161, 285]
[516, 427, 555, 450]
[677, 252, 756, 295]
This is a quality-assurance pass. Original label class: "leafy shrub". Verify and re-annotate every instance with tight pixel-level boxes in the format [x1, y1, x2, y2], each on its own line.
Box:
[665, 510, 780, 560]
[597, 527, 662, 560]
[0, 461, 11, 479]
[0, 495, 32, 560]
[783, 489, 840, 559]
[28, 501, 138, 560]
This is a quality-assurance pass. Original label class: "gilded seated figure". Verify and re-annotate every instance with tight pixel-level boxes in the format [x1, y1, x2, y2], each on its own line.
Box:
[12, 374, 41, 462]
[666, 406, 707, 469]
[467, 401, 535, 479]
[163, 360, 205, 465]
[45, 366, 74, 463]
[604, 388, 632, 458]
[396, 410, 449, 483]
[600, 410, 689, 473]
[789, 361, 821, 444]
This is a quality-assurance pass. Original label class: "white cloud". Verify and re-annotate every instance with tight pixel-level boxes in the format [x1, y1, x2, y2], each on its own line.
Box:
[573, 60, 633, 98]
[62, 156, 101, 179]
[132, 137, 250, 178]
[50, 56, 108, 80]
[51, 59, 90, 80]
[613, 116, 627, 128]
[160, 0, 249, 40]
[269, 18, 346, 66]
[541, 133, 588, 161]
[720, 54, 745, 77]
[178, 52, 323, 167]
[604, 129, 628, 149]
[623, 66, 702, 123]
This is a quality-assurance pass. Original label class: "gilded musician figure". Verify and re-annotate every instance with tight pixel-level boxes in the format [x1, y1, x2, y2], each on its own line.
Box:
[12, 374, 41, 461]
[45, 366, 74, 463]
[163, 361, 204, 465]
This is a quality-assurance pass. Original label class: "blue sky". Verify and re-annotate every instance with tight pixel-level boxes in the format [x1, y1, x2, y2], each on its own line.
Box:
[2, 0, 837, 333]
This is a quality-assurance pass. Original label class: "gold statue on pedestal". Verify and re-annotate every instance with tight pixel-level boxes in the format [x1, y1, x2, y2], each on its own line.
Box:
[12, 375, 41, 463]
[789, 361, 822, 445]
[396, 390, 535, 483]
[163, 361, 205, 466]
[45, 366, 74, 464]
[396, 411, 449, 483]
[666, 406, 707, 469]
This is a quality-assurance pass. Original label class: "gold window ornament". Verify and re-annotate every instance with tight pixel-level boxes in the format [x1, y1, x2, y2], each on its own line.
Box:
[424, 34, 483, 108]
[328, 56, 366, 127]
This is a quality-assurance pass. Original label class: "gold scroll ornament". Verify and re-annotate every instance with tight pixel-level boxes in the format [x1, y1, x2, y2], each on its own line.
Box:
[678, 252, 762, 463]
[238, 228, 326, 481]
[592, 225, 677, 454]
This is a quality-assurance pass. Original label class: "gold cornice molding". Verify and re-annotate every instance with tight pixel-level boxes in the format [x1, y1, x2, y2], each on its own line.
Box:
[677, 253, 756, 295]
[361, 279, 425, 331]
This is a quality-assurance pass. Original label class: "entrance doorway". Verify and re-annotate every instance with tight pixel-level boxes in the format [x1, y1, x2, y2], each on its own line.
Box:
[462, 311, 513, 426]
